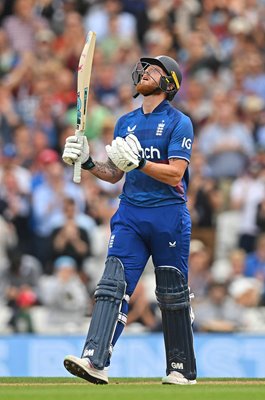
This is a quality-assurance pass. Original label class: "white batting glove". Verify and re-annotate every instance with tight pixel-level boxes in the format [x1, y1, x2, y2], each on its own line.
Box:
[125, 134, 146, 169]
[106, 137, 138, 172]
[62, 133, 90, 166]
[124, 134, 142, 156]
[106, 135, 146, 172]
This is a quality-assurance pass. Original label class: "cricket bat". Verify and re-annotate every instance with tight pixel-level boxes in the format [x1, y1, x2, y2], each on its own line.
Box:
[73, 31, 96, 183]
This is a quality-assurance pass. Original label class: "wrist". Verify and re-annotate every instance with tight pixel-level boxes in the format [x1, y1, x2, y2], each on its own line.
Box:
[81, 156, 96, 170]
[136, 158, 146, 170]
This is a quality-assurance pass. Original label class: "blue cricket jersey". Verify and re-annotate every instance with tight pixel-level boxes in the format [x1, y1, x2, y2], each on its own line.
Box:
[114, 99, 194, 207]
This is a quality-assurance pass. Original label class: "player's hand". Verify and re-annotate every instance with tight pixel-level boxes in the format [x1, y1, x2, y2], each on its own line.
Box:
[125, 134, 146, 169]
[124, 134, 142, 156]
[106, 136, 144, 172]
[62, 133, 90, 166]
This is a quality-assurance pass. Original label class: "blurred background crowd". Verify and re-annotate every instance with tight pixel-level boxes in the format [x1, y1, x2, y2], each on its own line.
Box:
[0, 0, 265, 335]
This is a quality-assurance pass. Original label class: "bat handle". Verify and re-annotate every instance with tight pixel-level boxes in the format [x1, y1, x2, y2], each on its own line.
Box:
[73, 159, 82, 183]
[73, 130, 84, 183]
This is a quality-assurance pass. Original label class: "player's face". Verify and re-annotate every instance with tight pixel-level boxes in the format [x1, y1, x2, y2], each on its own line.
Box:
[134, 63, 166, 96]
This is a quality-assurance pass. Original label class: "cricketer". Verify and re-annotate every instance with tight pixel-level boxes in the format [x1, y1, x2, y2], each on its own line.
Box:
[62, 55, 197, 385]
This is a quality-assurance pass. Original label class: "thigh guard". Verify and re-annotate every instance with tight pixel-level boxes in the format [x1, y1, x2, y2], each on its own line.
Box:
[82, 256, 127, 369]
[155, 266, 197, 380]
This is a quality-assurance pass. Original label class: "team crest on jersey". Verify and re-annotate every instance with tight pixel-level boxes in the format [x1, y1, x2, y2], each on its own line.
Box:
[156, 120, 165, 136]
[127, 125, 137, 133]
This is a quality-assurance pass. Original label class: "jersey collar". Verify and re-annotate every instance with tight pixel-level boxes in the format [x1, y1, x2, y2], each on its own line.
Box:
[141, 99, 169, 115]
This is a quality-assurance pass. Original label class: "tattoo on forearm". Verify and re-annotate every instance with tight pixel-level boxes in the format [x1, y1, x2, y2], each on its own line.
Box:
[94, 158, 120, 178]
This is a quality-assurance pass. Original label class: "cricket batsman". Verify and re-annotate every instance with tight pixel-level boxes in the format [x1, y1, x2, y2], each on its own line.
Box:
[62, 55, 197, 385]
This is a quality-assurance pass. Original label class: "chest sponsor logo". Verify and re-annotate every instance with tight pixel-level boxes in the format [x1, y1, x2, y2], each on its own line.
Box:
[140, 146, 161, 159]
[156, 120, 165, 136]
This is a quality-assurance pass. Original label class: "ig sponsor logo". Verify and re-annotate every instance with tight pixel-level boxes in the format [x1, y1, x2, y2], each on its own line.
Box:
[181, 137, 192, 150]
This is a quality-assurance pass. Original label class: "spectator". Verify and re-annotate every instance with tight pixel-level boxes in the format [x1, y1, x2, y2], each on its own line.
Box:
[243, 51, 265, 101]
[12, 124, 35, 168]
[230, 161, 265, 252]
[84, 0, 137, 42]
[198, 98, 255, 180]
[244, 233, 265, 282]
[229, 276, 265, 332]
[180, 78, 213, 130]
[239, 95, 265, 150]
[93, 63, 120, 111]
[0, 83, 20, 145]
[3, 246, 41, 333]
[52, 11, 86, 71]
[0, 141, 32, 195]
[188, 149, 224, 251]
[0, 163, 32, 254]
[0, 215, 17, 275]
[256, 197, 265, 232]
[38, 256, 91, 333]
[194, 281, 244, 332]
[188, 240, 212, 303]
[211, 247, 247, 283]
[31, 160, 85, 270]
[3, 0, 48, 53]
[31, 148, 59, 190]
[126, 280, 161, 332]
[181, 30, 221, 80]
[48, 197, 93, 274]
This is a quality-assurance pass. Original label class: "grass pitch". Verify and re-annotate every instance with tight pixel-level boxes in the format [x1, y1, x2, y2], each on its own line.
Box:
[0, 377, 265, 400]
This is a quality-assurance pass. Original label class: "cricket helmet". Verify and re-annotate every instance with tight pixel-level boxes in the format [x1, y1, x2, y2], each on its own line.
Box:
[132, 55, 182, 101]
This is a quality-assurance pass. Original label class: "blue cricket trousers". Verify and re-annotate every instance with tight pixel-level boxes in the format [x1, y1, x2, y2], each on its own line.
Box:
[107, 201, 191, 296]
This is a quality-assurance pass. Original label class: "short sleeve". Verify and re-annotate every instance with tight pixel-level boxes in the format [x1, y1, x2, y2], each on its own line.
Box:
[168, 114, 194, 163]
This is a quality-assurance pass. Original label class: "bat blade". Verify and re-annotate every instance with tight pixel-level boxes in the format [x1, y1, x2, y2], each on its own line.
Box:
[74, 31, 96, 183]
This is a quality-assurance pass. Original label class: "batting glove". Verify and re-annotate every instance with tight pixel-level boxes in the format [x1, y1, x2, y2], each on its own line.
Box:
[106, 135, 146, 172]
[62, 133, 90, 166]
[125, 134, 146, 169]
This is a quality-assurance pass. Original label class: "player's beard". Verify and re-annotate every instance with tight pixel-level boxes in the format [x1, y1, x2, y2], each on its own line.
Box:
[136, 80, 162, 97]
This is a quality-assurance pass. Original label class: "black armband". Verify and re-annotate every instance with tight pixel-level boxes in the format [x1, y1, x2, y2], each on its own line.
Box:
[136, 158, 146, 170]
[81, 156, 96, 170]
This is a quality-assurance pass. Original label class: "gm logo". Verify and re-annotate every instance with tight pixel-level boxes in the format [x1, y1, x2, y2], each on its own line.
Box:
[83, 349, 94, 357]
[181, 137, 192, 150]
[171, 362, 184, 370]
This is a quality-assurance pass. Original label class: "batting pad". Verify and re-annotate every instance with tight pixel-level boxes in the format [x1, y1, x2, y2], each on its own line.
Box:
[155, 266, 197, 380]
[82, 256, 126, 369]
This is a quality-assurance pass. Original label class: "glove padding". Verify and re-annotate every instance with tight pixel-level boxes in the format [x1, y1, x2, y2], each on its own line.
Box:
[62, 133, 90, 166]
[105, 134, 143, 172]
[125, 133, 142, 156]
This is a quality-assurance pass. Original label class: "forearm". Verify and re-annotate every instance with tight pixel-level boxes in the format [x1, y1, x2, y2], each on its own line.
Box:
[141, 161, 184, 186]
[84, 158, 124, 184]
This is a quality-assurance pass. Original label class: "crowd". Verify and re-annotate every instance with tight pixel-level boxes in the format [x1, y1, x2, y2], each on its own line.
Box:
[0, 0, 265, 334]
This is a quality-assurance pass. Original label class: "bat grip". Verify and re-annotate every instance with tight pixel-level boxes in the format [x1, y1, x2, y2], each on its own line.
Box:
[73, 159, 82, 183]
[73, 131, 84, 183]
